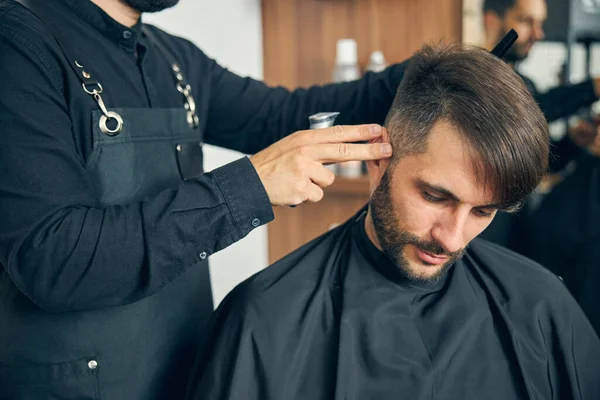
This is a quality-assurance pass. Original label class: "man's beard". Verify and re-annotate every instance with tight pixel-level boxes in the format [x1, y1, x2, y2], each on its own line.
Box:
[501, 27, 532, 63]
[503, 44, 527, 63]
[369, 169, 466, 284]
[121, 0, 179, 13]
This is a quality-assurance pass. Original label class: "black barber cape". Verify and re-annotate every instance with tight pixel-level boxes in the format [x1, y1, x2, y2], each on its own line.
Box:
[188, 207, 600, 400]
[521, 154, 600, 337]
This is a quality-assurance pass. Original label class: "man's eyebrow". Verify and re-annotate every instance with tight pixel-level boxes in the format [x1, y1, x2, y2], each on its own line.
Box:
[417, 179, 501, 209]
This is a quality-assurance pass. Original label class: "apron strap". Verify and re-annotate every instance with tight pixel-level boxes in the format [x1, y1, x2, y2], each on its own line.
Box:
[15, 0, 124, 135]
[15, 0, 101, 90]
[143, 26, 200, 129]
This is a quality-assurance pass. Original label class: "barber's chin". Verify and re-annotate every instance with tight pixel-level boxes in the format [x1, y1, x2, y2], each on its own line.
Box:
[521, 43, 535, 57]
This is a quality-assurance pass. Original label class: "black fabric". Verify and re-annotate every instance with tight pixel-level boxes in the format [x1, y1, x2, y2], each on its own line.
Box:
[520, 154, 600, 336]
[518, 72, 598, 173]
[519, 73, 598, 124]
[0, 0, 408, 398]
[188, 209, 600, 399]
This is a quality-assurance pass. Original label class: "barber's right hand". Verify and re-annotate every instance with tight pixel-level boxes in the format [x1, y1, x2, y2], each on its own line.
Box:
[250, 124, 392, 206]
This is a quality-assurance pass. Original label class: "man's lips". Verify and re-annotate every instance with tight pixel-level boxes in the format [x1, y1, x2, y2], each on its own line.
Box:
[414, 246, 449, 265]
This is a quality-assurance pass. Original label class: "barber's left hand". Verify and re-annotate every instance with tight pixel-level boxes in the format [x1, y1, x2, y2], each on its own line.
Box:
[568, 116, 600, 148]
[587, 123, 600, 157]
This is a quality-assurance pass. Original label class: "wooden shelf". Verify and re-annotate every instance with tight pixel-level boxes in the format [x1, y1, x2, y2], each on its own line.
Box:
[268, 175, 371, 263]
[261, 0, 463, 89]
[326, 175, 371, 195]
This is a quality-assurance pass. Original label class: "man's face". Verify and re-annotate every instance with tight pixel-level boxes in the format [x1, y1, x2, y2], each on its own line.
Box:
[120, 0, 179, 13]
[494, 0, 547, 62]
[369, 121, 499, 284]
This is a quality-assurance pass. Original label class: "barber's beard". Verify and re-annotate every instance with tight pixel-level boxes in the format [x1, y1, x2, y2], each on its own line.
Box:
[121, 0, 179, 13]
[501, 27, 531, 63]
[503, 44, 527, 63]
[369, 169, 465, 284]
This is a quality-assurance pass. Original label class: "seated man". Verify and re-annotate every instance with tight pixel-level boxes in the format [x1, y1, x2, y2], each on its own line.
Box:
[186, 43, 600, 399]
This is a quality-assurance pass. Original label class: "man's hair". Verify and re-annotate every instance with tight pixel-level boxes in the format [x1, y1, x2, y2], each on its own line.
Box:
[384, 42, 549, 212]
[483, 0, 517, 16]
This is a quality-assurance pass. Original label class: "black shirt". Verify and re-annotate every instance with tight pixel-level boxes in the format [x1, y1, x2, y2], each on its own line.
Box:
[188, 209, 600, 399]
[0, 0, 407, 312]
[518, 72, 598, 172]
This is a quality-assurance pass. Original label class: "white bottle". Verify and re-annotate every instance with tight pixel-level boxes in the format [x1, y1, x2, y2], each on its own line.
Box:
[332, 39, 361, 83]
[333, 39, 362, 177]
[366, 50, 387, 73]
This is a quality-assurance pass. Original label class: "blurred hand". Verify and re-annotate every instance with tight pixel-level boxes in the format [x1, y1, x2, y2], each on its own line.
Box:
[588, 125, 600, 157]
[568, 116, 600, 148]
[251, 124, 392, 206]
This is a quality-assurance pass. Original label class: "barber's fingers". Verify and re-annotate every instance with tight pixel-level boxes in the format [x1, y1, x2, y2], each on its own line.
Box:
[295, 124, 385, 145]
[323, 124, 385, 143]
[306, 142, 392, 163]
[581, 121, 597, 135]
[304, 183, 325, 203]
[306, 162, 336, 188]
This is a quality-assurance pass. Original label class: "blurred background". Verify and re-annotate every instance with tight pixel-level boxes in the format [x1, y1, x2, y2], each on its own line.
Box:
[145, 0, 600, 307]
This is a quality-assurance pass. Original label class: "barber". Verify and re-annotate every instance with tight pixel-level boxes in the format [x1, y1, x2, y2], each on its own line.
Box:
[479, 0, 600, 248]
[0, 0, 400, 398]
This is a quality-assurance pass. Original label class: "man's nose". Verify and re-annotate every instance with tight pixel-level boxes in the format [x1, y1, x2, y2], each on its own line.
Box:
[430, 210, 468, 254]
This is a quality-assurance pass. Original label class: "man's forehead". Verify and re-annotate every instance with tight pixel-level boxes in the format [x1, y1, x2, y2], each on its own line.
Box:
[392, 126, 499, 206]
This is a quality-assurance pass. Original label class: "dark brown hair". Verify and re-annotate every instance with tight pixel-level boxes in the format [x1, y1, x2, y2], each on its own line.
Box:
[384, 42, 549, 212]
[483, 0, 518, 16]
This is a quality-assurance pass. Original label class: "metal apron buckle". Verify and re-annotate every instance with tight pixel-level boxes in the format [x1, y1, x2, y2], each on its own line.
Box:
[80, 67, 124, 136]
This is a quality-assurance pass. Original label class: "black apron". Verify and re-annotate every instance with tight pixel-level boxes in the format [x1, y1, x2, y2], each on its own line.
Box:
[0, 2, 213, 398]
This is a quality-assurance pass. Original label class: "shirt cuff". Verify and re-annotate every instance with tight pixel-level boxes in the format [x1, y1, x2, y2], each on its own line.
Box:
[211, 157, 274, 237]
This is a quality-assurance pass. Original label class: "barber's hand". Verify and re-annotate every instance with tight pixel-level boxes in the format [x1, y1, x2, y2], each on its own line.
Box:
[587, 124, 600, 158]
[250, 124, 392, 206]
[568, 116, 600, 148]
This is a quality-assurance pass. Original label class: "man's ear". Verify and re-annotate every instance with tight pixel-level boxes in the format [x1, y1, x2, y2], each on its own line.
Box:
[483, 11, 503, 43]
[366, 128, 391, 194]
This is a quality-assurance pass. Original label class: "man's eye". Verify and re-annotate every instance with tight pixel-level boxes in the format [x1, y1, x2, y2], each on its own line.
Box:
[473, 208, 493, 218]
[423, 191, 445, 203]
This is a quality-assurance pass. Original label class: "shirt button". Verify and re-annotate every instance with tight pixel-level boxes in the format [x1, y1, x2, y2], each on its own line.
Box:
[88, 360, 98, 370]
[122, 30, 132, 39]
[199, 252, 207, 260]
[251, 218, 260, 227]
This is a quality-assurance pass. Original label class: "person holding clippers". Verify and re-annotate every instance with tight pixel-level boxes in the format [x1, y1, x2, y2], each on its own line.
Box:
[0, 0, 407, 398]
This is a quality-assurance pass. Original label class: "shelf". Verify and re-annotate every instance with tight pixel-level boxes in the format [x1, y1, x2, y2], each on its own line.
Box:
[326, 175, 371, 196]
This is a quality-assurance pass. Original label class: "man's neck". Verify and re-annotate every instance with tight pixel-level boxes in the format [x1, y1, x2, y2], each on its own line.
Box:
[364, 211, 384, 252]
[90, 0, 140, 27]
